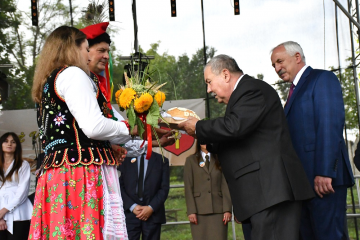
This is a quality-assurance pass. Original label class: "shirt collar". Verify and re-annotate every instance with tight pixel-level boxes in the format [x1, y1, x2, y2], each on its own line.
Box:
[233, 74, 245, 91]
[292, 65, 308, 86]
[201, 151, 210, 161]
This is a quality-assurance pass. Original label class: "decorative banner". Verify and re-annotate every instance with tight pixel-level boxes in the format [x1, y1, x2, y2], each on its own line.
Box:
[161, 126, 195, 156]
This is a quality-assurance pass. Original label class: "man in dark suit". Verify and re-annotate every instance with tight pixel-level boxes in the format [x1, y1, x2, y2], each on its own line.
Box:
[179, 54, 314, 240]
[119, 151, 169, 240]
[271, 41, 354, 240]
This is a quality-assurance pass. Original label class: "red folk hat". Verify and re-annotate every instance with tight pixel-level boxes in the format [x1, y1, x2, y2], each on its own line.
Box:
[80, 22, 109, 40]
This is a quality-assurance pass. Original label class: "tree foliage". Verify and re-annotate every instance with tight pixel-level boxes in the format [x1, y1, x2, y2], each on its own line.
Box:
[331, 62, 358, 130]
[1, 0, 71, 110]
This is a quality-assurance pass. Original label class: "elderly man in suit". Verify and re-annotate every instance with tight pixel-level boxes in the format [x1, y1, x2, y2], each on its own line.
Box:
[179, 54, 314, 240]
[119, 151, 169, 240]
[271, 41, 354, 240]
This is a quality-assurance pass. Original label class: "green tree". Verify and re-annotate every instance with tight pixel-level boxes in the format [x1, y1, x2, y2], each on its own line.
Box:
[274, 79, 291, 103]
[331, 62, 358, 130]
[1, 0, 72, 110]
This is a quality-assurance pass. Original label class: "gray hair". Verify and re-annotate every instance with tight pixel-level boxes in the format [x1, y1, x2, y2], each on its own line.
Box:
[271, 41, 306, 64]
[205, 54, 243, 75]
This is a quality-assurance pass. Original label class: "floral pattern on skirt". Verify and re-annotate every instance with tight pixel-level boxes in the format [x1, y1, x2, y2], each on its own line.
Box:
[29, 163, 106, 240]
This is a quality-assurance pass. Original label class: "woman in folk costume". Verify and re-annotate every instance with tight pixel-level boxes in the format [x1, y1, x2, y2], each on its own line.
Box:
[28, 26, 134, 240]
[184, 142, 232, 240]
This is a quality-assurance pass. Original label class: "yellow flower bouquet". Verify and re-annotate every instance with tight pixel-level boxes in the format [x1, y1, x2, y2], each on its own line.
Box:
[114, 63, 166, 159]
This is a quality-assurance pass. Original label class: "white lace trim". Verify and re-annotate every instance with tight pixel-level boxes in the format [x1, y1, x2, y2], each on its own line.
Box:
[101, 165, 128, 240]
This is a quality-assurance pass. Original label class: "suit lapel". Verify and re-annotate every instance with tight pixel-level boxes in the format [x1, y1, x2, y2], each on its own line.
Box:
[145, 154, 154, 181]
[284, 67, 312, 116]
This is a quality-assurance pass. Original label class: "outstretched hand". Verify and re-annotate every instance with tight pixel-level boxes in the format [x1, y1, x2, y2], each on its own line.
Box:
[178, 117, 198, 138]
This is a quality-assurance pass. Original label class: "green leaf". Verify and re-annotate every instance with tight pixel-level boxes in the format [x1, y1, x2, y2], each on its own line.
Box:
[135, 117, 145, 139]
[52, 231, 57, 237]
[55, 226, 59, 231]
[66, 125, 70, 129]
[146, 102, 160, 127]
[46, 197, 51, 203]
[49, 111, 54, 114]
[127, 103, 136, 131]
[58, 105, 61, 110]
[56, 129, 59, 132]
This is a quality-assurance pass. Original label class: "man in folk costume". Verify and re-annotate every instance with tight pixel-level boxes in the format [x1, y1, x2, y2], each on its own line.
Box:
[80, 22, 174, 157]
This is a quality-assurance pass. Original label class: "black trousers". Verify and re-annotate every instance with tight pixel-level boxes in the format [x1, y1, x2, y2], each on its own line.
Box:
[0, 220, 30, 240]
[125, 212, 161, 240]
[249, 200, 302, 240]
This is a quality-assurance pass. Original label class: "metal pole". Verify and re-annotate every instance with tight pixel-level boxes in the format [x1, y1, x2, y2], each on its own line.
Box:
[132, 0, 139, 52]
[347, 0, 360, 130]
[333, 0, 360, 28]
[346, 1, 360, 238]
[200, 0, 211, 119]
[69, 0, 73, 27]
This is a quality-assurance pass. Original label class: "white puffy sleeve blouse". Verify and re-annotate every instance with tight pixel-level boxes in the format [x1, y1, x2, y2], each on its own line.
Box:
[55, 66, 131, 144]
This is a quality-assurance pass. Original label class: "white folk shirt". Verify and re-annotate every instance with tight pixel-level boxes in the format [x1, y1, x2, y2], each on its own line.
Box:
[0, 160, 33, 234]
[55, 66, 130, 144]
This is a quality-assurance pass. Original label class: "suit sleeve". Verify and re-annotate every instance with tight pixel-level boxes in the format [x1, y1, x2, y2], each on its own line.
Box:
[119, 162, 136, 211]
[221, 173, 232, 213]
[196, 86, 266, 143]
[148, 157, 170, 212]
[184, 157, 197, 215]
[313, 71, 345, 178]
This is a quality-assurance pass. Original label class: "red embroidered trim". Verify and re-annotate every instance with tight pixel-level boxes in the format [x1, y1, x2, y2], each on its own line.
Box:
[121, 120, 131, 132]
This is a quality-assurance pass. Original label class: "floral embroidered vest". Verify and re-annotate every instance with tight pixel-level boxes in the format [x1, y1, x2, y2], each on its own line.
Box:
[37, 66, 118, 169]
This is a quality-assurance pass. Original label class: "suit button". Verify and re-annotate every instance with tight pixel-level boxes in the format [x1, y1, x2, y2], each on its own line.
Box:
[208, 191, 211, 193]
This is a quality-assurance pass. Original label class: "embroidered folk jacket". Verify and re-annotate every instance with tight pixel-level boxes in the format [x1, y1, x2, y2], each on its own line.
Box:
[37, 66, 118, 169]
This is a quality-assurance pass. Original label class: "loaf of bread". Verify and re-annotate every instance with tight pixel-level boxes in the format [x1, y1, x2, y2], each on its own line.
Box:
[163, 107, 200, 124]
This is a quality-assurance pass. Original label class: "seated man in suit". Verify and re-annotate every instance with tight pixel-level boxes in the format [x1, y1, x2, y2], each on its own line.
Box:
[119, 151, 170, 240]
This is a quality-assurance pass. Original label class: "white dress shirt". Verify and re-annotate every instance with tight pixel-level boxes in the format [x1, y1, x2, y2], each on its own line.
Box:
[111, 109, 147, 157]
[0, 160, 33, 234]
[201, 151, 211, 162]
[55, 66, 130, 144]
[292, 65, 309, 87]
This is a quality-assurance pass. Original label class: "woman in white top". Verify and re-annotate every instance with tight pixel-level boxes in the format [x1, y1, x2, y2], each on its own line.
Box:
[0, 132, 33, 240]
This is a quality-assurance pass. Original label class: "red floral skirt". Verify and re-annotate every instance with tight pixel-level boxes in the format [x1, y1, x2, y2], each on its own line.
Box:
[29, 163, 105, 240]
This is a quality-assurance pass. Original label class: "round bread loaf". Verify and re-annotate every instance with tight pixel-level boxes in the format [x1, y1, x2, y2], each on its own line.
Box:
[164, 107, 200, 124]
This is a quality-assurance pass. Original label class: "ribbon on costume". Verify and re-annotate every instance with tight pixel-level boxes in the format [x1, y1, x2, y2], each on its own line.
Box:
[138, 113, 152, 160]
[105, 51, 114, 102]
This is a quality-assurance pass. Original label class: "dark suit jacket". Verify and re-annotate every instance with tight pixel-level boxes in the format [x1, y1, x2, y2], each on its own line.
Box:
[184, 154, 232, 215]
[119, 152, 170, 224]
[284, 67, 354, 187]
[196, 74, 314, 222]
